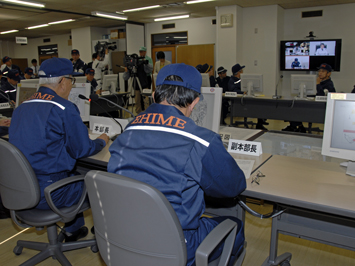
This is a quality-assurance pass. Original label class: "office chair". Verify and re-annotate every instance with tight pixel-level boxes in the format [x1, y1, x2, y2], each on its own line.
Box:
[85, 170, 246, 266]
[0, 139, 97, 266]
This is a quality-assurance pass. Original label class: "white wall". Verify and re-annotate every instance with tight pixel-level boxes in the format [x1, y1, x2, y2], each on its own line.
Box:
[71, 27, 91, 63]
[0, 41, 15, 60]
[282, 3, 355, 94]
[12, 34, 71, 66]
[145, 16, 216, 59]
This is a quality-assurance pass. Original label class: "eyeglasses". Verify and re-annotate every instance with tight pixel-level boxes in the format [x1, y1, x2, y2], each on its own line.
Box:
[251, 171, 265, 185]
[61, 77, 76, 85]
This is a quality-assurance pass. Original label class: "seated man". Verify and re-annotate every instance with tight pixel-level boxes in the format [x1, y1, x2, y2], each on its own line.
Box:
[0, 69, 20, 103]
[108, 63, 246, 266]
[217, 66, 231, 125]
[200, 63, 217, 87]
[30, 59, 40, 77]
[85, 68, 98, 95]
[9, 58, 109, 241]
[24, 67, 34, 79]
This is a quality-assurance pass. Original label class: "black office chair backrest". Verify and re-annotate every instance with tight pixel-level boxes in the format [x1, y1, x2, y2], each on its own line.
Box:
[85, 170, 187, 266]
[0, 139, 40, 210]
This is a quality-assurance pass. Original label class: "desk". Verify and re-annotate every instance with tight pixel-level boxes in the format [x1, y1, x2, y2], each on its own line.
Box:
[243, 155, 355, 266]
[0, 107, 13, 117]
[225, 95, 326, 126]
[90, 92, 129, 117]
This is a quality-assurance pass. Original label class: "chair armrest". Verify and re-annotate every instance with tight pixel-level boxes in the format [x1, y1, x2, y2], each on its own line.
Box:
[44, 175, 87, 222]
[195, 219, 237, 266]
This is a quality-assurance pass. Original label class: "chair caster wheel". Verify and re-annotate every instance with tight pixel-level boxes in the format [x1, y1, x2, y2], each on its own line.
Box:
[280, 260, 291, 266]
[13, 245, 23, 255]
[91, 245, 99, 253]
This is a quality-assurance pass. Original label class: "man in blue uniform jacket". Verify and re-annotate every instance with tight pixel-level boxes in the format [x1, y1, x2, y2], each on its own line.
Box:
[85, 68, 98, 94]
[316, 63, 335, 96]
[108, 63, 246, 266]
[71, 49, 86, 75]
[0, 69, 21, 103]
[9, 58, 109, 241]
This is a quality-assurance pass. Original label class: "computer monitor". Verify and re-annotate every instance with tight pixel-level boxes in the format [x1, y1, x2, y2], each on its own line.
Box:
[68, 83, 91, 122]
[75, 76, 87, 85]
[240, 74, 263, 96]
[153, 73, 158, 87]
[15, 84, 39, 108]
[18, 79, 39, 85]
[201, 73, 210, 87]
[102, 74, 118, 93]
[291, 74, 317, 98]
[321, 93, 355, 176]
[190, 87, 222, 133]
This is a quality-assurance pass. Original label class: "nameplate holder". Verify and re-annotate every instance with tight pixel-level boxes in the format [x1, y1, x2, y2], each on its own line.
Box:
[142, 89, 152, 94]
[225, 92, 237, 97]
[315, 96, 327, 102]
[101, 91, 110, 96]
[0, 103, 11, 109]
[228, 139, 262, 156]
[92, 123, 113, 136]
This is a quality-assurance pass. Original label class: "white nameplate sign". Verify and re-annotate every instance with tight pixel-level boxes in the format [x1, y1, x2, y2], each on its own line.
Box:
[315, 96, 327, 102]
[101, 91, 110, 96]
[92, 123, 113, 136]
[0, 103, 11, 109]
[142, 89, 152, 94]
[228, 139, 262, 156]
[225, 92, 237, 97]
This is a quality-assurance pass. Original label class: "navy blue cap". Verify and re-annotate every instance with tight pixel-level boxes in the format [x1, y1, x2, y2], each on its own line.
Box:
[38, 57, 79, 77]
[195, 64, 203, 73]
[217, 66, 227, 73]
[200, 63, 213, 73]
[24, 67, 33, 74]
[2, 56, 11, 63]
[294, 58, 298, 61]
[156, 63, 202, 94]
[318, 63, 332, 72]
[7, 69, 21, 82]
[71, 49, 80, 55]
[85, 68, 95, 75]
[232, 63, 245, 75]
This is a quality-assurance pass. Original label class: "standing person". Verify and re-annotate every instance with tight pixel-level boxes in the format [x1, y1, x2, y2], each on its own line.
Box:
[71, 49, 86, 75]
[108, 63, 246, 266]
[9, 57, 109, 242]
[85, 68, 98, 95]
[154, 51, 171, 74]
[0, 69, 20, 103]
[217, 66, 231, 125]
[92, 49, 109, 91]
[30, 59, 40, 77]
[139, 47, 153, 89]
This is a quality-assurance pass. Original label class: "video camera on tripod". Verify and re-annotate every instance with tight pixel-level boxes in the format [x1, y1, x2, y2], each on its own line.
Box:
[124, 53, 149, 74]
[94, 41, 117, 59]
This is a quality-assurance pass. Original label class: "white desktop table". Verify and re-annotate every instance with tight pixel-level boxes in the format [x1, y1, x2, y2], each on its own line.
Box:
[242, 155, 355, 266]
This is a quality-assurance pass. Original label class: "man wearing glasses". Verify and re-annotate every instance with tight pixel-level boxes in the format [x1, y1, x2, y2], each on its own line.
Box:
[9, 57, 109, 242]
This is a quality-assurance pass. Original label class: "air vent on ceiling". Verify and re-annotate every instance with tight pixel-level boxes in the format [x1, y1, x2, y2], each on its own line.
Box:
[302, 10, 323, 18]
[212, 19, 216, 25]
[162, 23, 175, 29]
[43, 38, 51, 43]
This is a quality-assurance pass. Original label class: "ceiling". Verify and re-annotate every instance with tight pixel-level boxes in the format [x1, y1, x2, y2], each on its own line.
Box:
[1, 0, 355, 41]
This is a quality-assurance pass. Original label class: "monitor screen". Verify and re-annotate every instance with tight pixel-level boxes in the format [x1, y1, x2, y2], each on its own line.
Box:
[280, 39, 342, 71]
[75, 76, 87, 85]
[102, 74, 118, 93]
[190, 87, 222, 133]
[321, 93, 355, 161]
[68, 83, 91, 122]
[16, 84, 39, 108]
[291, 74, 317, 97]
[240, 74, 263, 95]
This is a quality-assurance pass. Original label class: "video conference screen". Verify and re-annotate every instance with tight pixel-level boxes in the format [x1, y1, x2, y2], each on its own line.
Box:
[280, 39, 341, 71]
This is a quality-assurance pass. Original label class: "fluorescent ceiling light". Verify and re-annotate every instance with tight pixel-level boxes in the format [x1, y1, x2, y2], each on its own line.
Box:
[185, 0, 214, 4]
[26, 24, 49, 29]
[122, 5, 160, 12]
[3, 0, 45, 8]
[154, 15, 189, 22]
[173, 36, 187, 39]
[91, 11, 127, 20]
[0, 29, 19, 34]
[48, 19, 75, 25]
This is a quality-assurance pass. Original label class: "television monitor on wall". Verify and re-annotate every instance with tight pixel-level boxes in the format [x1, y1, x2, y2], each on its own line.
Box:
[321, 93, 355, 176]
[280, 39, 342, 71]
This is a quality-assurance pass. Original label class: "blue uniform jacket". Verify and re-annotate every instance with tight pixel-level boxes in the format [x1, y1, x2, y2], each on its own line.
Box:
[87, 78, 98, 94]
[108, 103, 246, 230]
[0, 81, 17, 102]
[9, 86, 105, 199]
[73, 59, 86, 75]
[316, 78, 335, 96]
[217, 76, 231, 93]
[228, 76, 244, 94]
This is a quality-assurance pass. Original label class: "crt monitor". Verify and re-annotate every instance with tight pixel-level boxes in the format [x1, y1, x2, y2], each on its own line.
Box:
[321, 93, 355, 176]
[15, 83, 39, 108]
[190, 87, 222, 134]
[240, 74, 263, 95]
[291, 74, 317, 98]
[201, 73, 210, 87]
[18, 79, 39, 85]
[68, 83, 91, 122]
[75, 76, 87, 85]
[102, 74, 118, 93]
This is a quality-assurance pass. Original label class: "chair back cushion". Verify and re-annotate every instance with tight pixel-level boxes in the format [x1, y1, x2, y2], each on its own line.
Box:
[0, 139, 40, 210]
[85, 170, 187, 266]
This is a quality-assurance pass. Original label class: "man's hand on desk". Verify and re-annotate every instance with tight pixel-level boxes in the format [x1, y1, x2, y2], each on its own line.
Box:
[97, 133, 110, 145]
[0, 119, 10, 127]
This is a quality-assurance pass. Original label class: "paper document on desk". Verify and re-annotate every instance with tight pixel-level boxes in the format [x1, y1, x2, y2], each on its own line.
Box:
[234, 159, 255, 179]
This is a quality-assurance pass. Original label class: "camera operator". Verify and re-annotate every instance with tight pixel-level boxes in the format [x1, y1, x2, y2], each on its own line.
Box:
[123, 54, 153, 114]
[93, 48, 109, 93]
[139, 47, 153, 89]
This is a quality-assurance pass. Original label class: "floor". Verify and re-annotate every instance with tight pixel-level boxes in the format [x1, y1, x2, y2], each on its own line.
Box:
[1, 117, 354, 266]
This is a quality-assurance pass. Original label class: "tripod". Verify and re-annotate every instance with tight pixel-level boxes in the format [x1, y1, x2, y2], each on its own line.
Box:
[127, 66, 144, 115]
